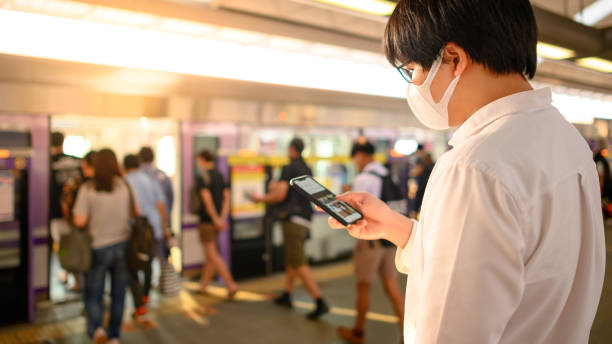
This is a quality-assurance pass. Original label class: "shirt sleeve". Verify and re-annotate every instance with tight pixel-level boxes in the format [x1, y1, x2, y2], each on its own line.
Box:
[395, 219, 418, 274]
[280, 165, 292, 182]
[72, 184, 89, 217]
[415, 164, 525, 343]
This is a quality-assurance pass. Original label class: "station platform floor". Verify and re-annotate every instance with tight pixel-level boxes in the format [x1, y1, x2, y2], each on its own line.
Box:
[1, 226, 611, 344]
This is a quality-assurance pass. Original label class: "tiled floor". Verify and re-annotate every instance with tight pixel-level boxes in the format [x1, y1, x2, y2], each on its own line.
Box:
[1, 230, 611, 344]
[0, 261, 405, 344]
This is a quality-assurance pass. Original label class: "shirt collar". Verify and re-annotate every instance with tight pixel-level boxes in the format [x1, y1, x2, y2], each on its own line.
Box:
[449, 88, 552, 147]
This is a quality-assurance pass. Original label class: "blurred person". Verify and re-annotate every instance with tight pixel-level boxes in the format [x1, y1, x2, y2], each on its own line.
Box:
[337, 141, 404, 344]
[409, 148, 434, 218]
[124, 154, 170, 323]
[593, 139, 612, 217]
[250, 138, 330, 320]
[139, 146, 173, 221]
[49, 132, 83, 290]
[73, 149, 132, 344]
[81, 151, 96, 181]
[57, 151, 97, 292]
[196, 150, 238, 297]
[329, 1, 605, 343]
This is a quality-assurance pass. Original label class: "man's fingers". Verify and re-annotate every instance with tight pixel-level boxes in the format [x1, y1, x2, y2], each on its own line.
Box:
[328, 217, 345, 229]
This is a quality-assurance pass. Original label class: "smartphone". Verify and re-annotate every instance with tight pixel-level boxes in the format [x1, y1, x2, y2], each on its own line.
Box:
[290, 175, 363, 226]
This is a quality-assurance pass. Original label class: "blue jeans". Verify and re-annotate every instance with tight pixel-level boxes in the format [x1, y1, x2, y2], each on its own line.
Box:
[84, 241, 129, 340]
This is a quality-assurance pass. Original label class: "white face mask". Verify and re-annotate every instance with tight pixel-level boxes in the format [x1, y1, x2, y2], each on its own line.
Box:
[406, 54, 461, 130]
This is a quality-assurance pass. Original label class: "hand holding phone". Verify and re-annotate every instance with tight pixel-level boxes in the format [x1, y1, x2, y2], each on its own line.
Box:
[290, 175, 363, 226]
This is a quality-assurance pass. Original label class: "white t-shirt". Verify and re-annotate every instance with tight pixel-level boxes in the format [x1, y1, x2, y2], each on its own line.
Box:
[396, 88, 605, 343]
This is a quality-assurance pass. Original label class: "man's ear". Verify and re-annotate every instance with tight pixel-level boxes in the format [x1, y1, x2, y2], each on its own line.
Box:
[443, 42, 469, 77]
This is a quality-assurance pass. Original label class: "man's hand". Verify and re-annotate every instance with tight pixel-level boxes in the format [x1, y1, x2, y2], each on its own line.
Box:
[328, 192, 413, 248]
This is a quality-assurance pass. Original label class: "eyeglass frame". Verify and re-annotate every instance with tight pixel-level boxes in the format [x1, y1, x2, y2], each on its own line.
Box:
[395, 61, 414, 83]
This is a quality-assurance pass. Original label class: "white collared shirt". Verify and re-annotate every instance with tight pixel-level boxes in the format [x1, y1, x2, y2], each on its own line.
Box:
[396, 88, 606, 344]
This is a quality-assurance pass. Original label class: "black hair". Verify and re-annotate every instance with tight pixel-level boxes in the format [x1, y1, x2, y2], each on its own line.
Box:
[384, 0, 538, 79]
[138, 146, 154, 163]
[50, 132, 64, 147]
[198, 150, 216, 163]
[351, 141, 376, 157]
[83, 150, 97, 165]
[123, 154, 140, 170]
[289, 138, 305, 155]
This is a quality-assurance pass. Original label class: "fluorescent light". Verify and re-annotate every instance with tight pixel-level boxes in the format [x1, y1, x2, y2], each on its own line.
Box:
[313, 0, 395, 16]
[0, 9, 405, 98]
[394, 139, 418, 156]
[157, 136, 176, 177]
[576, 57, 612, 73]
[536, 42, 575, 60]
[574, 0, 612, 26]
[63, 135, 91, 158]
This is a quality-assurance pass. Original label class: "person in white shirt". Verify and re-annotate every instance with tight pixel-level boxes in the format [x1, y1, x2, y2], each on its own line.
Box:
[338, 140, 405, 344]
[329, 1, 606, 343]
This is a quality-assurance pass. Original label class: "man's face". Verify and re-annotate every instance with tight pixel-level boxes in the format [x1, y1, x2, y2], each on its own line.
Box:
[352, 153, 367, 171]
[405, 58, 456, 104]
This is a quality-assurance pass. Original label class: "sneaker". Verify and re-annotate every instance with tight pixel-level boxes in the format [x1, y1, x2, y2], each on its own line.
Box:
[337, 327, 364, 344]
[141, 296, 149, 305]
[307, 298, 329, 320]
[132, 306, 147, 319]
[93, 327, 107, 344]
[274, 292, 293, 308]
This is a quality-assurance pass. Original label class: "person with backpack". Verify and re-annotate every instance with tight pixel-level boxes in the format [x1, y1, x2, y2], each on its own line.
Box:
[337, 140, 405, 344]
[124, 154, 170, 324]
[72, 149, 131, 344]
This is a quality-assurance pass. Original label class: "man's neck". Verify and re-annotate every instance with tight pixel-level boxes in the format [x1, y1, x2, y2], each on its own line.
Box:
[450, 73, 533, 127]
[50, 147, 63, 155]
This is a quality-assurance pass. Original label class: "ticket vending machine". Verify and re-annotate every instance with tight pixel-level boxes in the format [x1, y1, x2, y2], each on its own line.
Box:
[0, 131, 31, 324]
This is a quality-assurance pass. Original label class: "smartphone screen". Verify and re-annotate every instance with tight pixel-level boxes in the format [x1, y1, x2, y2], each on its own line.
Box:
[291, 176, 363, 225]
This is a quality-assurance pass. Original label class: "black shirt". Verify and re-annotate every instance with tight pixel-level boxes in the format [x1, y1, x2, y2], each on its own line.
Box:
[280, 158, 313, 220]
[197, 168, 228, 224]
[50, 153, 82, 220]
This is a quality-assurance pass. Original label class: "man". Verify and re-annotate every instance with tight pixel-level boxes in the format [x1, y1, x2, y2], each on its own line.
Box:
[329, 1, 605, 343]
[195, 150, 238, 297]
[139, 147, 173, 223]
[124, 154, 170, 322]
[251, 138, 330, 319]
[49, 132, 83, 291]
[337, 140, 404, 344]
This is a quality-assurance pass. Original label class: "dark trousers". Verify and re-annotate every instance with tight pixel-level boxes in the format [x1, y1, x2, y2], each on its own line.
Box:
[84, 241, 129, 340]
[129, 259, 152, 309]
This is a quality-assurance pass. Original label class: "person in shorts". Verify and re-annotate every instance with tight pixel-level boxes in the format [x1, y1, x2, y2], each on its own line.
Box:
[337, 140, 405, 344]
[251, 138, 330, 320]
[196, 150, 238, 298]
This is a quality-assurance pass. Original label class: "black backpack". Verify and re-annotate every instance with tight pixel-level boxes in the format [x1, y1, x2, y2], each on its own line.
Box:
[368, 171, 407, 248]
[127, 216, 158, 270]
[368, 171, 407, 215]
[124, 180, 158, 270]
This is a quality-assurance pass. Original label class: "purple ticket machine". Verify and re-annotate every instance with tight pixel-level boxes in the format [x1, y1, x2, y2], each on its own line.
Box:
[0, 131, 32, 324]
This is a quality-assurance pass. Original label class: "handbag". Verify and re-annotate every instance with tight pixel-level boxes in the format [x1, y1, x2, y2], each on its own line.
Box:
[159, 255, 181, 296]
[58, 225, 91, 272]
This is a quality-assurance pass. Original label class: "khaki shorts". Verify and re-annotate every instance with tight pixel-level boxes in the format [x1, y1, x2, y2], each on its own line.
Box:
[354, 240, 397, 284]
[199, 223, 219, 243]
[283, 221, 310, 268]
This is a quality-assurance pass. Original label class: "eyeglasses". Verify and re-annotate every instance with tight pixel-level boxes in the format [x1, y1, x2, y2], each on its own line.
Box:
[395, 62, 414, 83]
